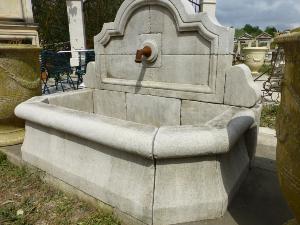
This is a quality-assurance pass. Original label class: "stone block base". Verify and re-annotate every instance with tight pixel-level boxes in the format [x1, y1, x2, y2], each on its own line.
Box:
[21, 120, 251, 225]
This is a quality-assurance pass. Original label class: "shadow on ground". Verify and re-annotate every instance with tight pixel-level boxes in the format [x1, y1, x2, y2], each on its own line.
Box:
[193, 156, 293, 225]
[228, 163, 293, 225]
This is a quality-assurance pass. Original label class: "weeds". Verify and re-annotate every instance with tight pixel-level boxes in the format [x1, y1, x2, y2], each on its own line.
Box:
[260, 104, 279, 129]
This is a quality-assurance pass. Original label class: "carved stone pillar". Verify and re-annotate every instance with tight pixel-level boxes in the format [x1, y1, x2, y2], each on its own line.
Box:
[0, 0, 41, 146]
[66, 0, 86, 67]
[200, 0, 216, 17]
[275, 28, 300, 225]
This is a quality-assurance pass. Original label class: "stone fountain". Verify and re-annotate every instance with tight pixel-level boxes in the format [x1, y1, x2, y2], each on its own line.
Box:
[0, 0, 41, 146]
[15, 0, 262, 224]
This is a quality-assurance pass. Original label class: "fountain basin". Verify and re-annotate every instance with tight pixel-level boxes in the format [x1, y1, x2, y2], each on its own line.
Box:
[15, 87, 261, 225]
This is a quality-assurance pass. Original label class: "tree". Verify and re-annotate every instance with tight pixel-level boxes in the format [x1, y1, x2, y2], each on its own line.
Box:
[265, 26, 278, 37]
[84, 0, 124, 48]
[31, 0, 70, 49]
[235, 28, 245, 38]
[243, 24, 263, 37]
[31, 0, 124, 50]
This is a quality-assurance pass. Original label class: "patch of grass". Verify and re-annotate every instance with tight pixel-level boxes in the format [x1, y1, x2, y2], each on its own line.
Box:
[260, 104, 279, 129]
[0, 152, 7, 163]
[78, 212, 120, 225]
[0, 152, 120, 225]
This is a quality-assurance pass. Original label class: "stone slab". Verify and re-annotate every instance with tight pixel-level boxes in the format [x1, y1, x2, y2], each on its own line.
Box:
[21, 122, 155, 224]
[93, 89, 126, 120]
[149, 5, 211, 55]
[181, 100, 231, 125]
[102, 55, 211, 86]
[126, 93, 181, 126]
[47, 89, 94, 113]
[154, 157, 224, 225]
[153, 138, 250, 225]
[97, 54, 233, 104]
[224, 64, 261, 108]
[98, 82, 225, 104]
[84, 62, 99, 89]
[100, 6, 150, 55]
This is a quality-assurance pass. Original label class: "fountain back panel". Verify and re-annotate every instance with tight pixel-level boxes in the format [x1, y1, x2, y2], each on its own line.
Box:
[15, 0, 262, 224]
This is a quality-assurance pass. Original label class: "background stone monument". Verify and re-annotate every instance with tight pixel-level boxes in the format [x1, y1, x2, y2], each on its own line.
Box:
[66, 0, 87, 67]
[0, 0, 41, 146]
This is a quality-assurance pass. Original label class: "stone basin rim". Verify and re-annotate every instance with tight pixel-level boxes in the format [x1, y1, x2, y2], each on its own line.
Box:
[15, 95, 257, 160]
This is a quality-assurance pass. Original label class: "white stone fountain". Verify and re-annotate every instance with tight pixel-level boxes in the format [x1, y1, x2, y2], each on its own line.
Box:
[15, 0, 262, 224]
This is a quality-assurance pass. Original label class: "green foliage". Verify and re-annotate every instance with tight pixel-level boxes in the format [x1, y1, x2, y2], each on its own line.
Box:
[261, 104, 279, 129]
[270, 41, 277, 49]
[0, 151, 7, 163]
[243, 24, 263, 37]
[235, 28, 245, 38]
[79, 212, 120, 225]
[265, 26, 278, 37]
[235, 24, 263, 38]
[84, 0, 124, 48]
[235, 24, 279, 38]
[31, 0, 70, 48]
[292, 27, 300, 33]
[31, 0, 124, 49]
[258, 64, 272, 74]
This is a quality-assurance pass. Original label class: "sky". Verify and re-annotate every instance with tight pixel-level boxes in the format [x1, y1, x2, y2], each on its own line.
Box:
[215, 0, 300, 31]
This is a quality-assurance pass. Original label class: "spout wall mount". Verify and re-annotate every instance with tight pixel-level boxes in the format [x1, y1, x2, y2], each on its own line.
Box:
[135, 46, 152, 63]
[135, 40, 158, 64]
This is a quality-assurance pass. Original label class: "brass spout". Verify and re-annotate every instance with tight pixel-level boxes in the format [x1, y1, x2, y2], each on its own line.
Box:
[135, 46, 152, 63]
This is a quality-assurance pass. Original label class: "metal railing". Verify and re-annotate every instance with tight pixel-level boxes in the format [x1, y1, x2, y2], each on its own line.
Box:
[253, 48, 284, 103]
[188, 0, 200, 12]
